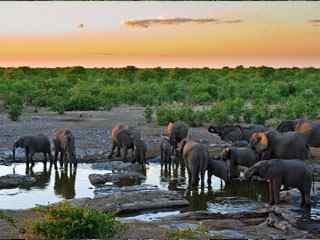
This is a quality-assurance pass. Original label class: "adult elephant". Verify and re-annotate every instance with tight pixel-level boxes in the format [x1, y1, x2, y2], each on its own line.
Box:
[165, 121, 189, 155]
[179, 139, 208, 187]
[245, 159, 312, 209]
[250, 131, 310, 160]
[208, 124, 268, 142]
[53, 129, 76, 167]
[13, 134, 53, 164]
[277, 119, 320, 147]
[109, 124, 129, 158]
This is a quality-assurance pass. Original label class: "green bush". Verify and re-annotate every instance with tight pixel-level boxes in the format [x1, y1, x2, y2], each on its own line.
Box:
[24, 203, 120, 240]
[7, 104, 23, 121]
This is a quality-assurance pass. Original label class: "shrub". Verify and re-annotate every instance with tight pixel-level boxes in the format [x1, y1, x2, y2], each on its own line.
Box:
[5, 93, 24, 121]
[24, 203, 121, 240]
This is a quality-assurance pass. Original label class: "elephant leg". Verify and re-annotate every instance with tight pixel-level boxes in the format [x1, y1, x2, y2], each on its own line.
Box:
[54, 150, 59, 163]
[160, 151, 164, 165]
[30, 152, 35, 167]
[187, 167, 192, 185]
[43, 152, 48, 163]
[200, 170, 205, 188]
[25, 148, 30, 163]
[273, 179, 281, 204]
[304, 190, 311, 209]
[108, 144, 116, 158]
[207, 170, 212, 186]
[123, 147, 128, 162]
[60, 151, 64, 168]
[116, 145, 121, 157]
[268, 181, 275, 205]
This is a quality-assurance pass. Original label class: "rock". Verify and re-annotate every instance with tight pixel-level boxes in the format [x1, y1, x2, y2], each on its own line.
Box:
[86, 190, 189, 213]
[89, 172, 145, 186]
[0, 174, 36, 189]
[94, 184, 159, 197]
[280, 189, 301, 203]
[208, 229, 247, 239]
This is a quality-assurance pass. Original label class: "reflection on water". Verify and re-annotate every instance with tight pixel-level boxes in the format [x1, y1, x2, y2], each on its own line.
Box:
[0, 163, 111, 209]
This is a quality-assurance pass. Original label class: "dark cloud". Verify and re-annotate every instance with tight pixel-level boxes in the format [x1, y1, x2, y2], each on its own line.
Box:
[123, 17, 243, 29]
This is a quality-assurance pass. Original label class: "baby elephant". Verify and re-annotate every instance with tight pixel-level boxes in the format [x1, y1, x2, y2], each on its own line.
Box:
[13, 134, 52, 164]
[160, 137, 172, 167]
[222, 147, 258, 179]
[133, 138, 147, 165]
[53, 129, 76, 167]
[207, 157, 231, 185]
[179, 139, 208, 187]
[245, 159, 312, 209]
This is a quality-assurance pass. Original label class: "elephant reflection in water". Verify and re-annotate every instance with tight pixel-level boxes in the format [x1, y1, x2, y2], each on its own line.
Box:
[184, 187, 213, 211]
[25, 161, 53, 189]
[160, 157, 187, 191]
[54, 163, 77, 199]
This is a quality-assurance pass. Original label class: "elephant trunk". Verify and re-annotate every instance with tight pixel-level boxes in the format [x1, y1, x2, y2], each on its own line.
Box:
[12, 145, 16, 161]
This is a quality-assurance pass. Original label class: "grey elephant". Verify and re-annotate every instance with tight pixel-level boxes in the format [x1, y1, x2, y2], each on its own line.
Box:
[108, 124, 129, 158]
[250, 131, 310, 160]
[208, 124, 268, 142]
[222, 147, 259, 178]
[109, 128, 136, 161]
[53, 129, 76, 167]
[13, 134, 53, 164]
[160, 137, 172, 167]
[207, 157, 230, 185]
[165, 121, 189, 155]
[245, 159, 312, 209]
[179, 139, 208, 187]
[277, 119, 320, 147]
[133, 138, 147, 165]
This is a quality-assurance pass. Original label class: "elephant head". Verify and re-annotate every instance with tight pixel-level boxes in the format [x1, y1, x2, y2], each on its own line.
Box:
[13, 137, 28, 161]
[250, 132, 269, 153]
[208, 125, 244, 141]
[244, 160, 271, 180]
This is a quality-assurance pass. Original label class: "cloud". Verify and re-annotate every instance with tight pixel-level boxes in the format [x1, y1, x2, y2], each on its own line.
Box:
[308, 19, 320, 27]
[123, 17, 243, 29]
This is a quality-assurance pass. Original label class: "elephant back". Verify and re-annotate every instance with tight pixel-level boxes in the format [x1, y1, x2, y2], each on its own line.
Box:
[111, 124, 129, 144]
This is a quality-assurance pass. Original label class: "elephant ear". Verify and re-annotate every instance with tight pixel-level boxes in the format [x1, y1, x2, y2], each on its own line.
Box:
[222, 147, 231, 159]
[257, 160, 272, 179]
[252, 132, 268, 153]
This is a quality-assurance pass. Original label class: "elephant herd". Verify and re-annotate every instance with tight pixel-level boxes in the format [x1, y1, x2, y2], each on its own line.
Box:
[161, 118, 319, 210]
[10, 118, 319, 209]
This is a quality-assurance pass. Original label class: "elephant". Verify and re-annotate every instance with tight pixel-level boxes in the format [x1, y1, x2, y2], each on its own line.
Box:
[53, 129, 76, 167]
[250, 131, 310, 160]
[133, 138, 147, 165]
[110, 128, 135, 161]
[160, 137, 172, 167]
[277, 119, 320, 147]
[207, 157, 231, 185]
[222, 147, 259, 178]
[108, 124, 129, 158]
[245, 159, 312, 209]
[13, 134, 53, 164]
[165, 121, 189, 155]
[208, 124, 268, 142]
[179, 139, 208, 187]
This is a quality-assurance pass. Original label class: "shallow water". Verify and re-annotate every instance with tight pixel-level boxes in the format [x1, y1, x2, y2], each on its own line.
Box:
[0, 161, 319, 225]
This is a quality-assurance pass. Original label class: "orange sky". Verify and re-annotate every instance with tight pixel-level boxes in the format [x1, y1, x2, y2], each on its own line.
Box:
[0, 2, 319, 68]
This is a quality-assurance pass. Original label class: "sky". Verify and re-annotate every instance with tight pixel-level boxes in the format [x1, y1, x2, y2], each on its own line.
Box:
[0, 2, 319, 68]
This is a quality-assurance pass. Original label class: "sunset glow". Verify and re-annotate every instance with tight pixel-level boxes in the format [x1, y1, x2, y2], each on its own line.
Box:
[0, 2, 319, 68]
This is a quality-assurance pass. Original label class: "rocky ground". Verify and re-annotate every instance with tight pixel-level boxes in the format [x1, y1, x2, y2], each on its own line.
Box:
[1, 107, 320, 239]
